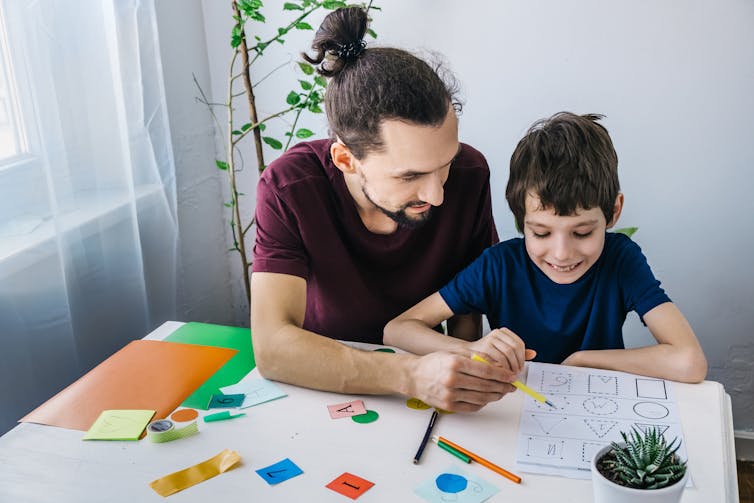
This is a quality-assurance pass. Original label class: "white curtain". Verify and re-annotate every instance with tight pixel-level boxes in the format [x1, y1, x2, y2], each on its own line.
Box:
[0, 0, 178, 433]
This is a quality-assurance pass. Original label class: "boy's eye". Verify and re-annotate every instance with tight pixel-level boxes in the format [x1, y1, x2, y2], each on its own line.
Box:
[574, 231, 593, 239]
[532, 231, 550, 238]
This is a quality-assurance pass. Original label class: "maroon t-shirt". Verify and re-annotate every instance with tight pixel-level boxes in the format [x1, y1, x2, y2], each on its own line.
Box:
[253, 139, 498, 344]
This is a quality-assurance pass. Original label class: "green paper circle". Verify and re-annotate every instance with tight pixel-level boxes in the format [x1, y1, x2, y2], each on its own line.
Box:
[373, 348, 396, 353]
[351, 410, 379, 423]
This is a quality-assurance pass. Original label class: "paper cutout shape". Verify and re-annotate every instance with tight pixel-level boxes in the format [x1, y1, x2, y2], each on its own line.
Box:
[406, 398, 431, 410]
[21, 340, 236, 431]
[221, 377, 287, 409]
[149, 449, 241, 496]
[171, 408, 199, 422]
[327, 400, 367, 419]
[414, 465, 499, 503]
[326, 472, 375, 500]
[255, 458, 303, 485]
[82, 409, 155, 441]
[164, 323, 254, 410]
[351, 410, 379, 424]
[208, 393, 245, 409]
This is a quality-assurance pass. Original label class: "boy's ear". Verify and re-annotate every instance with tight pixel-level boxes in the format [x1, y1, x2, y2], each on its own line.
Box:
[606, 193, 625, 229]
[330, 141, 358, 174]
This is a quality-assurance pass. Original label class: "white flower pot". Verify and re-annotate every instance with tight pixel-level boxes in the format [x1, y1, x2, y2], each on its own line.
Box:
[591, 444, 688, 503]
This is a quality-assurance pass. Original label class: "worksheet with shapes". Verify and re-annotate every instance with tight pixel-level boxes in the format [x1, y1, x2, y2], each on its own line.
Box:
[515, 362, 687, 479]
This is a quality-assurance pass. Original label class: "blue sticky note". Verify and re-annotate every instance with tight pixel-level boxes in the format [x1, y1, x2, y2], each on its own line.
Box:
[414, 465, 499, 503]
[208, 393, 245, 409]
[221, 377, 287, 409]
[255, 458, 303, 485]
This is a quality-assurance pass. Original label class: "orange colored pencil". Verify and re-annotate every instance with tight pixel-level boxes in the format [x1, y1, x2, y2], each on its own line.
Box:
[437, 436, 522, 484]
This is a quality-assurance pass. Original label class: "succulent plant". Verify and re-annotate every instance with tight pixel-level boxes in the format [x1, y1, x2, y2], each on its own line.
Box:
[597, 427, 687, 490]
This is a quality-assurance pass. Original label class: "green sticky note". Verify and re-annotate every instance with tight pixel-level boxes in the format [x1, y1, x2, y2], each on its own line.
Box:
[164, 323, 255, 410]
[82, 409, 155, 441]
[204, 411, 246, 423]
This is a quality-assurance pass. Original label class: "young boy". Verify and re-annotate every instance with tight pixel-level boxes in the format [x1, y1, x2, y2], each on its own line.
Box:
[384, 112, 707, 384]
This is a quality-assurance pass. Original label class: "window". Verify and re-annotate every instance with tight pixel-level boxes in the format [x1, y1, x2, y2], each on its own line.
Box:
[0, 2, 26, 163]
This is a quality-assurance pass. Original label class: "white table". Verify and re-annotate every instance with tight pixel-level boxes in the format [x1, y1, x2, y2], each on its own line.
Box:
[0, 321, 739, 502]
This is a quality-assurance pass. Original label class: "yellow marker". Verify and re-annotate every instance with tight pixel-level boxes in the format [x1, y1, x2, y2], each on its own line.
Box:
[471, 354, 557, 409]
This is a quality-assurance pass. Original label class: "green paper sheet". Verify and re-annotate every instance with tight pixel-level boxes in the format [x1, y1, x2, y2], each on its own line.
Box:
[82, 409, 155, 441]
[164, 323, 255, 409]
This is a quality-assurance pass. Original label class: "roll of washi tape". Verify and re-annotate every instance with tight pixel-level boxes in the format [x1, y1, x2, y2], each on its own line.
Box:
[147, 412, 199, 443]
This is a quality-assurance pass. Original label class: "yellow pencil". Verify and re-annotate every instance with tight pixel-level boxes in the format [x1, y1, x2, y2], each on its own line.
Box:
[471, 353, 557, 409]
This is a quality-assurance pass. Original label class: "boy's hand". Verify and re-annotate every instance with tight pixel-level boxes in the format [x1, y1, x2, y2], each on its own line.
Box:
[407, 352, 517, 413]
[466, 328, 535, 376]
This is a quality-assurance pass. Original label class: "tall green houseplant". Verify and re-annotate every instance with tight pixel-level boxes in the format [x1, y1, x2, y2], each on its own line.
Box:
[196, 0, 379, 307]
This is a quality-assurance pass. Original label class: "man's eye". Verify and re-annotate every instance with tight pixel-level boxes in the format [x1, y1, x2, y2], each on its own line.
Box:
[401, 175, 419, 181]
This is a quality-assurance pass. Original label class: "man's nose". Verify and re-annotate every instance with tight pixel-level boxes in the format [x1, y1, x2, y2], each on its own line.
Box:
[418, 172, 445, 206]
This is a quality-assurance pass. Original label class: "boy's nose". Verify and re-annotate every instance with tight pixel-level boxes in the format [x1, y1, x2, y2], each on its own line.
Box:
[552, 237, 572, 262]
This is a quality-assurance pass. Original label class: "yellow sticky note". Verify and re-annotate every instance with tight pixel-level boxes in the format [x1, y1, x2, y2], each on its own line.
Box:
[149, 449, 241, 497]
[82, 409, 155, 441]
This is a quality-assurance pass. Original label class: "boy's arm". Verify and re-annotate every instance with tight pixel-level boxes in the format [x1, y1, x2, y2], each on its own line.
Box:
[561, 302, 707, 383]
[383, 292, 472, 355]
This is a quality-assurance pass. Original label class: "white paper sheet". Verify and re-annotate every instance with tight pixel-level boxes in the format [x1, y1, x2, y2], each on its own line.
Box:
[515, 362, 688, 480]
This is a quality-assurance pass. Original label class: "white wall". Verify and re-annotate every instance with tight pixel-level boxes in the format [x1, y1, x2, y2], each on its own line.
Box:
[190, 1, 754, 431]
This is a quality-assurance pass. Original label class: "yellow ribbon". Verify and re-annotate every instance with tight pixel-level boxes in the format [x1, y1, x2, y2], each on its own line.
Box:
[149, 449, 241, 497]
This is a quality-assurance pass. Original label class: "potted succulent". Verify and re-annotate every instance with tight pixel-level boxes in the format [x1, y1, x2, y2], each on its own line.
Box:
[591, 427, 688, 503]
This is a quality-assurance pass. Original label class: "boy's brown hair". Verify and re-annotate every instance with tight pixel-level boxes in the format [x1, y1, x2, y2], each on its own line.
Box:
[506, 112, 620, 232]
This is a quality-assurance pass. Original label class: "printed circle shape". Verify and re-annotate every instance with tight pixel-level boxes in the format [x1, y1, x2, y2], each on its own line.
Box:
[633, 401, 670, 419]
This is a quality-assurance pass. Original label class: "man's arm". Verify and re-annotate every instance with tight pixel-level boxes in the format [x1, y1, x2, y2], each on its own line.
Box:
[561, 302, 708, 383]
[251, 272, 517, 412]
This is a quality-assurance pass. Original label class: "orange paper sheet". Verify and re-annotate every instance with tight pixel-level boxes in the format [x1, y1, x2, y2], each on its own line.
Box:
[21, 340, 237, 431]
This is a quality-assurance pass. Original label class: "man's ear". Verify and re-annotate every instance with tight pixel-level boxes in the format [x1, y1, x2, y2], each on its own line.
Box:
[606, 192, 624, 229]
[330, 141, 358, 174]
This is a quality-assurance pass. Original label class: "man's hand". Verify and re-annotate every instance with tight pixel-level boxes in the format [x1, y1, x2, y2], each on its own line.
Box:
[406, 352, 517, 413]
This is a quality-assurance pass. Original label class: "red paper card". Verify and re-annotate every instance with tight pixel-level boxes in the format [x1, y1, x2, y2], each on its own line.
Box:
[326, 472, 375, 500]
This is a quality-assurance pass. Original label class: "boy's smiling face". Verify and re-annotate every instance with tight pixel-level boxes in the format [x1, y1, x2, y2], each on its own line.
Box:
[523, 193, 623, 284]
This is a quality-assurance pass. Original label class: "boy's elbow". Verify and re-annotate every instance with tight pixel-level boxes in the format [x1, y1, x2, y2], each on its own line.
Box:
[675, 348, 708, 383]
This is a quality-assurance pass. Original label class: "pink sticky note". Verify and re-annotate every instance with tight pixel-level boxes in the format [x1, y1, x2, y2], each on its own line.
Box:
[327, 400, 367, 419]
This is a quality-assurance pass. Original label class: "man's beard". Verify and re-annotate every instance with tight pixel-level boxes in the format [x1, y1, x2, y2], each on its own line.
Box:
[362, 185, 434, 229]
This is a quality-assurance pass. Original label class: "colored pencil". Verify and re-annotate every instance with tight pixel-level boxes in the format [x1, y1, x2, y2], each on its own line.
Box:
[413, 409, 439, 464]
[471, 353, 556, 409]
[431, 436, 471, 463]
[437, 435, 522, 484]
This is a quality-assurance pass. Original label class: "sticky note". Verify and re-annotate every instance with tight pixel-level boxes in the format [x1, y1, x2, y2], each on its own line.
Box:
[82, 409, 155, 441]
[326, 472, 374, 499]
[256, 458, 303, 485]
[204, 411, 246, 423]
[221, 377, 287, 408]
[208, 393, 245, 408]
[414, 465, 499, 503]
[327, 400, 367, 419]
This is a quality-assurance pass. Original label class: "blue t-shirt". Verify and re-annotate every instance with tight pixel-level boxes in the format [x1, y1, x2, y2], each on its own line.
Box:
[439, 233, 671, 363]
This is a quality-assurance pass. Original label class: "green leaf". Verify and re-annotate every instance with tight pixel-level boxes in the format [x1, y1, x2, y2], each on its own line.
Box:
[286, 91, 302, 105]
[263, 136, 283, 150]
[614, 226, 638, 238]
[241, 122, 252, 131]
[276, 38, 285, 44]
[249, 11, 265, 22]
[258, 123, 266, 131]
[283, 2, 303, 9]
[298, 61, 314, 75]
[367, 28, 377, 39]
[314, 75, 327, 87]
[295, 128, 314, 138]
[215, 160, 229, 170]
[295, 22, 313, 30]
[308, 103, 323, 113]
[224, 202, 233, 208]
[232, 130, 242, 135]
[299, 80, 313, 90]
[322, 0, 346, 9]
